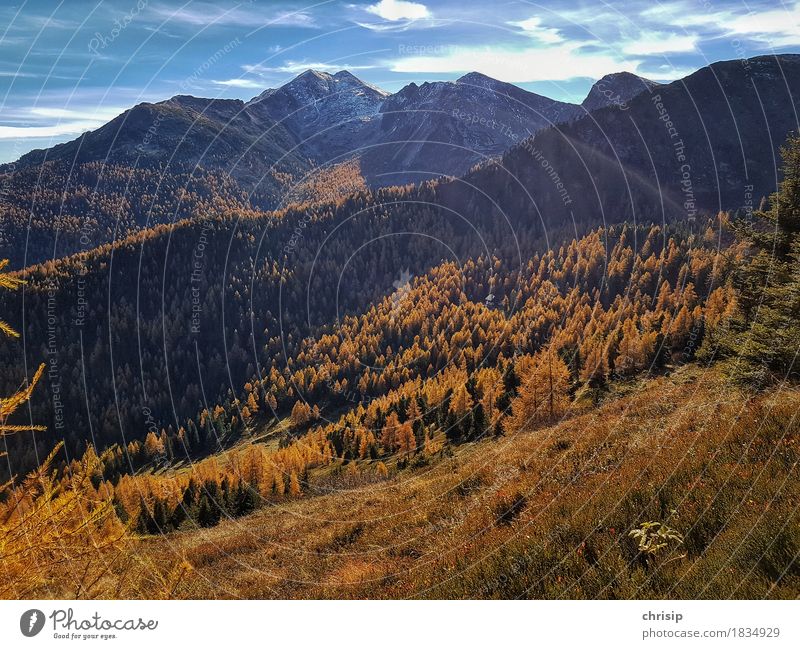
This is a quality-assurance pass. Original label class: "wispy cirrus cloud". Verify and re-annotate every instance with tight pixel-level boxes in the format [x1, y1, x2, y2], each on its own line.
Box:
[211, 77, 264, 88]
[509, 17, 564, 44]
[1, 12, 79, 32]
[354, 19, 445, 33]
[621, 31, 698, 55]
[0, 122, 102, 139]
[387, 43, 639, 82]
[641, 0, 800, 48]
[27, 107, 124, 120]
[147, 2, 317, 28]
[0, 71, 42, 78]
[718, 1, 800, 47]
[510, 11, 697, 56]
[0, 105, 125, 140]
[385, 7, 698, 83]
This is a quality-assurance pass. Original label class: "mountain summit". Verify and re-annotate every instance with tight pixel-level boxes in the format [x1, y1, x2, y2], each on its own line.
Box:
[362, 70, 580, 185]
[249, 69, 388, 113]
[581, 71, 658, 111]
[245, 69, 389, 160]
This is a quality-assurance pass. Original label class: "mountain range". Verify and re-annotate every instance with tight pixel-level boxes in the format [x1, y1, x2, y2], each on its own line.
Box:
[1, 54, 799, 272]
[3, 67, 648, 192]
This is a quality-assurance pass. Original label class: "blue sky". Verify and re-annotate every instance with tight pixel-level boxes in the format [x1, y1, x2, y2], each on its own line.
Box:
[1, 0, 799, 163]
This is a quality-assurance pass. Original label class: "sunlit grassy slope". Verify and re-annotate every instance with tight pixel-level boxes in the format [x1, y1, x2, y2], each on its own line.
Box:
[135, 366, 799, 599]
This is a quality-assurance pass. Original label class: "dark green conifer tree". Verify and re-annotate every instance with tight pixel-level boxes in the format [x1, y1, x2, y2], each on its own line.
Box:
[719, 133, 800, 386]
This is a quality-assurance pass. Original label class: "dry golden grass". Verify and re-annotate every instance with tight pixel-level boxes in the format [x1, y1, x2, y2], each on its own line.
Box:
[0, 444, 190, 599]
[120, 366, 799, 599]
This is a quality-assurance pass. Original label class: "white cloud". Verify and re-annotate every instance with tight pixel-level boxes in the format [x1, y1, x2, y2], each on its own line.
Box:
[243, 61, 377, 75]
[0, 105, 128, 140]
[509, 17, 563, 44]
[639, 2, 723, 26]
[388, 44, 639, 83]
[365, 0, 430, 21]
[0, 121, 107, 140]
[727, 2, 800, 47]
[212, 78, 264, 88]
[28, 107, 123, 121]
[641, 1, 800, 48]
[149, 3, 316, 28]
[622, 32, 698, 55]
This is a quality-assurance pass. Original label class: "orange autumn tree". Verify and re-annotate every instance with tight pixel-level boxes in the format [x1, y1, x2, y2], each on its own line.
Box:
[0, 260, 45, 437]
[509, 345, 571, 431]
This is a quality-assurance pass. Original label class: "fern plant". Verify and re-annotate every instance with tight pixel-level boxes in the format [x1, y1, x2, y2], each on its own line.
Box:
[629, 521, 685, 559]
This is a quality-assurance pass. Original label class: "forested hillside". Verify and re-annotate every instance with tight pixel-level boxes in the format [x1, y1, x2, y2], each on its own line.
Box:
[0, 171, 726, 480]
[86, 217, 735, 534]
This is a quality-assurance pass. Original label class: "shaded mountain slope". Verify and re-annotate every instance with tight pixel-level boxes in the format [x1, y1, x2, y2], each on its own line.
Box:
[454, 54, 800, 231]
[359, 72, 581, 186]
